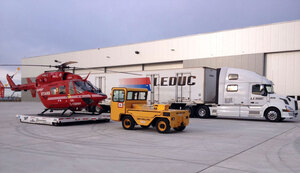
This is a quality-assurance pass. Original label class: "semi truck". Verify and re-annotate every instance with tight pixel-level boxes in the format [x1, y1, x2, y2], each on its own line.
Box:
[88, 67, 298, 122]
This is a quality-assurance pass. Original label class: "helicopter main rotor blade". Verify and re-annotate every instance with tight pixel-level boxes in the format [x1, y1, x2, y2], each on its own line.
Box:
[61, 61, 78, 67]
[0, 64, 53, 67]
[1, 63, 141, 76]
[74, 67, 142, 76]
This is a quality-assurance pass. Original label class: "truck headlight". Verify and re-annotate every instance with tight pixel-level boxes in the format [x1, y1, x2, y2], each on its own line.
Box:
[283, 106, 293, 112]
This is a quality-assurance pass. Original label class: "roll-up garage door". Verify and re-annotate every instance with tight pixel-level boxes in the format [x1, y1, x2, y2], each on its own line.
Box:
[266, 51, 300, 103]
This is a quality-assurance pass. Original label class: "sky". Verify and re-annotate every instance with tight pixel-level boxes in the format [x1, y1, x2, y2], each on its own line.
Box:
[0, 0, 300, 96]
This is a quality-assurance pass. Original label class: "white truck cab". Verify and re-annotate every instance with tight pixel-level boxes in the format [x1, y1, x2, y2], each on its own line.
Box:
[212, 68, 298, 121]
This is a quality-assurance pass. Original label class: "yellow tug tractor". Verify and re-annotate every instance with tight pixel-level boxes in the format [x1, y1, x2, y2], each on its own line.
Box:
[110, 87, 189, 133]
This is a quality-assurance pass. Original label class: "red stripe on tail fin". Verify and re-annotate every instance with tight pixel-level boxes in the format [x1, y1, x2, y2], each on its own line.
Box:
[6, 74, 16, 89]
[0, 81, 4, 98]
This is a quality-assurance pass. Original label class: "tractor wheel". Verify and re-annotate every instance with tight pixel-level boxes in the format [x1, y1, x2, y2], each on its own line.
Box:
[156, 119, 170, 133]
[122, 116, 135, 130]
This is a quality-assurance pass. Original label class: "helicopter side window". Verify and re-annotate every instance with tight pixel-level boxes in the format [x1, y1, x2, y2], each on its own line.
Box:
[59, 86, 66, 95]
[69, 82, 75, 95]
[74, 81, 100, 94]
[74, 82, 84, 94]
[50, 87, 57, 95]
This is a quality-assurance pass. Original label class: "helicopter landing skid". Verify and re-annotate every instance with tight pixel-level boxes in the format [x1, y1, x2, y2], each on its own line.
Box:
[39, 109, 50, 115]
[38, 108, 74, 116]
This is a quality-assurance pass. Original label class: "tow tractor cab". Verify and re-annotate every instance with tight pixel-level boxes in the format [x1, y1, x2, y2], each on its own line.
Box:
[212, 68, 298, 122]
[110, 87, 189, 133]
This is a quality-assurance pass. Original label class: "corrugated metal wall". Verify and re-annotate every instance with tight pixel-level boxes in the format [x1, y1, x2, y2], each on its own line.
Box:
[22, 20, 300, 78]
[20, 20, 300, 102]
[266, 51, 300, 100]
[144, 61, 183, 71]
[183, 53, 264, 75]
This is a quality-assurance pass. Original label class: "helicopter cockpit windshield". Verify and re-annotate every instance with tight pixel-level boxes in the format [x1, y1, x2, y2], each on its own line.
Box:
[74, 81, 102, 94]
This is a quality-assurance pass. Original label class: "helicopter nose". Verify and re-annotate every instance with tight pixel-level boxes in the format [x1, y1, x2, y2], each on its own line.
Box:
[101, 94, 107, 99]
[98, 93, 107, 100]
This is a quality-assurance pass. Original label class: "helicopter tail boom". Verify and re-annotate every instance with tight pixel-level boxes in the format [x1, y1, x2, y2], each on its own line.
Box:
[6, 75, 36, 96]
[26, 78, 36, 98]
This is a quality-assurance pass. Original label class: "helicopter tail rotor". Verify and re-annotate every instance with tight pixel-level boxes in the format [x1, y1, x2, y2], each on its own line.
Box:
[10, 67, 20, 79]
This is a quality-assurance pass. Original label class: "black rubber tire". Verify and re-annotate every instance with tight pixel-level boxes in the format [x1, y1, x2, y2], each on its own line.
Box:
[95, 105, 104, 115]
[141, 125, 150, 129]
[185, 106, 194, 118]
[156, 119, 171, 133]
[264, 108, 281, 122]
[195, 105, 210, 118]
[122, 116, 135, 130]
[174, 125, 186, 131]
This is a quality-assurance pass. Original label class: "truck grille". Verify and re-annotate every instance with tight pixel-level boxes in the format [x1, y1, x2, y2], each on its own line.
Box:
[295, 101, 298, 110]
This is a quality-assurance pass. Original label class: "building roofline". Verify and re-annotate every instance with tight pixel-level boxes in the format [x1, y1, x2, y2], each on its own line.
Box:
[22, 19, 300, 60]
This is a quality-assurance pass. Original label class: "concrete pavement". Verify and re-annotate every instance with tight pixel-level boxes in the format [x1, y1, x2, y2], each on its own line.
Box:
[0, 102, 299, 173]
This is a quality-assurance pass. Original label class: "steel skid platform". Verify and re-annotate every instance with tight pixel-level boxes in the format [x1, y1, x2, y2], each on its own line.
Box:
[16, 113, 110, 126]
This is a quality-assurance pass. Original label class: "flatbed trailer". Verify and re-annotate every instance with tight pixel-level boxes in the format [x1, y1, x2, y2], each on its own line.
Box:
[16, 113, 110, 126]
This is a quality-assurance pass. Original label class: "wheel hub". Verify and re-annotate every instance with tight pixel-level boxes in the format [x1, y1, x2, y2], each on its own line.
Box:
[267, 111, 278, 120]
[158, 122, 166, 131]
[124, 119, 131, 127]
[198, 108, 206, 117]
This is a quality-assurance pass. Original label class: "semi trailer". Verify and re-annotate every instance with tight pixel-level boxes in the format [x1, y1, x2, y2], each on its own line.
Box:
[89, 67, 298, 122]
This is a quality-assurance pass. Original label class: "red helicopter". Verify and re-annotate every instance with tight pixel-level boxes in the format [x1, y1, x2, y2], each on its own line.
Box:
[0, 61, 107, 115]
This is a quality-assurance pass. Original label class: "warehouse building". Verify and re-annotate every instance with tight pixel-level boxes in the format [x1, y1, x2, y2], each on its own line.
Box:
[22, 20, 300, 102]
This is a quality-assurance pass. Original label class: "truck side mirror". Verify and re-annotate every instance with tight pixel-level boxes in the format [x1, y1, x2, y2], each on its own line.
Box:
[261, 90, 267, 96]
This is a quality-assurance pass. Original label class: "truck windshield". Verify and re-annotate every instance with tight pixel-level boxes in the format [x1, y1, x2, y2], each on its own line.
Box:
[264, 85, 274, 94]
[74, 81, 102, 94]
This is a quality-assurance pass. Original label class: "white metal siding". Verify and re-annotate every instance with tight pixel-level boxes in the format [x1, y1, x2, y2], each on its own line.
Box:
[144, 61, 183, 71]
[22, 20, 300, 78]
[183, 54, 264, 75]
[266, 51, 300, 98]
